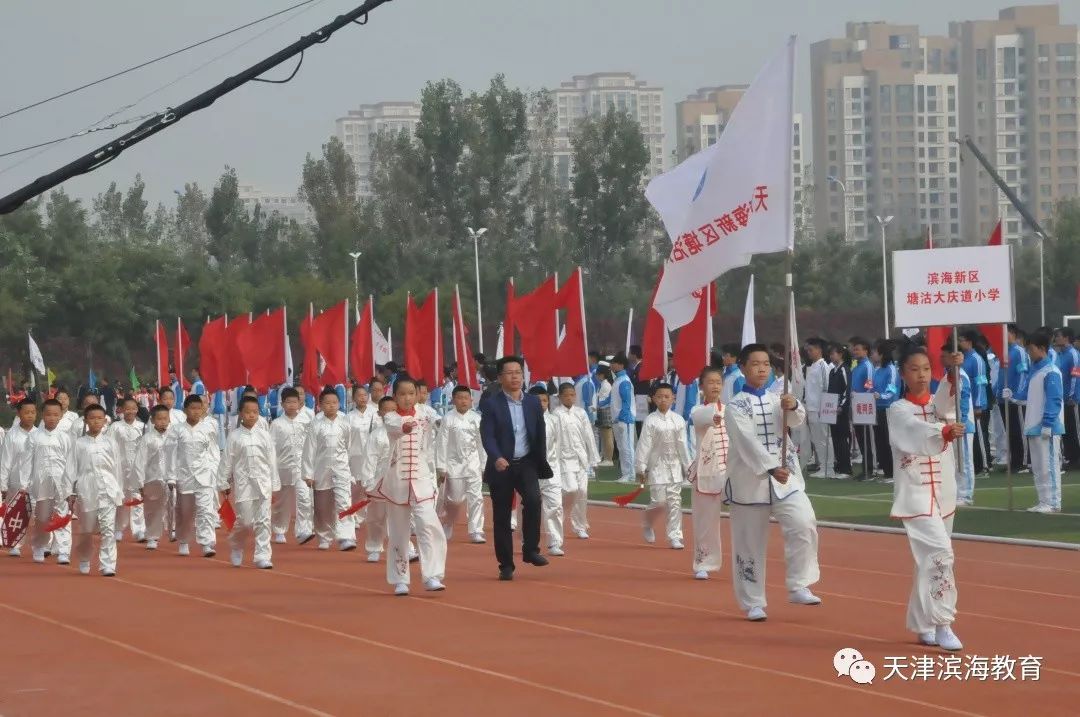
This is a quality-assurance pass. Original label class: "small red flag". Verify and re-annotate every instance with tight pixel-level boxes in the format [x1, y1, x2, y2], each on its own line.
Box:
[122, 497, 143, 507]
[511, 492, 519, 510]
[44, 511, 74, 532]
[218, 498, 236, 531]
[337, 499, 371, 519]
[987, 220, 1002, 246]
[613, 486, 645, 507]
[1, 493, 30, 547]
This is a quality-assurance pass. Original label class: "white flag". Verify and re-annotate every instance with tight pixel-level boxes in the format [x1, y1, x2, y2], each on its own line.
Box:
[284, 326, 294, 382]
[740, 276, 756, 347]
[28, 332, 46, 375]
[373, 321, 391, 365]
[647, 36, 796, 328]
[625, 308, 634, 356]
[386, 326, 393, 362]
[495, 323, 505, 361]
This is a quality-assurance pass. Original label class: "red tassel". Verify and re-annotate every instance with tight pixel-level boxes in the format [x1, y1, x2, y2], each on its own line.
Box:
[44, 511, 74, 532]
[122, 497, 143, 507]
[511, 492, 519, 510]
[218, 498, 236, 531]
[338, 499, 371, 520]
[612, 486, 644, 507]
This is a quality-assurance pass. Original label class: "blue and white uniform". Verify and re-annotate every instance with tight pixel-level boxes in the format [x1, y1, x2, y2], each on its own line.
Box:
[932, 369, 976, 503]
[1024, 356, 1064, 512]
[611, 369, 636, 482]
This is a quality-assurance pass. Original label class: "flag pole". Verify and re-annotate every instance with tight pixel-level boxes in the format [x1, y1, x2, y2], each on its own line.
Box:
[779, 251, 794, 461]
[1002, 322, 1013, 511]
[952, 326, 963, 476]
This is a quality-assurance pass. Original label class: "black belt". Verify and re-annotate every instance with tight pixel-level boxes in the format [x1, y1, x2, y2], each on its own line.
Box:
[509, 457, 529, 464]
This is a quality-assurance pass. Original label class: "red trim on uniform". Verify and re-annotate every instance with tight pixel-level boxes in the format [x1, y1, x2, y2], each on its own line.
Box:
[905, 392, 932, 406]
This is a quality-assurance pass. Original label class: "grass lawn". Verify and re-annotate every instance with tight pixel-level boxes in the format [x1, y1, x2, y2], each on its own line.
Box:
[587, 465, 1080, 545]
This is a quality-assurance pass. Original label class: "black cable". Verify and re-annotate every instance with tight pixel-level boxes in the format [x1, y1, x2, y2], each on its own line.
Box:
[0, 0, 315, 121]
[0, 0, 395, 215]
[252, 51, 304, 84]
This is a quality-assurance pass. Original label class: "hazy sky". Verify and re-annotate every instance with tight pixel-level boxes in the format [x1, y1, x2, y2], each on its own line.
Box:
[3, 0, 1078, 209]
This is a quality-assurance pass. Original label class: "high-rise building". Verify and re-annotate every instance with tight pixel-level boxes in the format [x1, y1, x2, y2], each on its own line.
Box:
[810, 22, 962, 243]
[550, 73, 665, 188]
[675, 87, 807, 238]
[335, 102, 422, 196]
[238, 184, 312, 225]
[950, 5, 1079, 245]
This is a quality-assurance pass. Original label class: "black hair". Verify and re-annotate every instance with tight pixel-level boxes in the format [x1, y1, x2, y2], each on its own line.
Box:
[528, 385, 548, 396]
[650, 382, 674, 396]
[378, 396, 396, 409]
[242, 384, 258, 396]
[850, 336, 872, 352]
[959, 329, 980, 345]
[280, 387, 299, 401]
[383, 361, 399, 373]
[393, 377, 417, 395]
[54, 388, 70, 399]
[183, 394, 203, 408]
[120, 396, 138, 407]
[1027, 330, 1051, 351]
[239, 396, 260, 410]
[588, 350, 600, 360]
[1054, 327, 1075, 341]
[628, 345, 642, 359]
[415, 380, 428, 390]
[452, 385, 472, 397]
[558, 382, 575, 394]
[699, 365, 723, 383]
[158, 386, 175, 398]
[352, 384, 369, 396]
[83, 404, 106, 417]
[42, 398, 62, 410]
[16, 398, 36, 411]
[738, 343, 770, 366]
[805, 338, 828, 353]
[319, 386, 338, 401]
[369, 377, 386, 386]
[496, 356, 524, 374]
[898, 345, 930, 370]
[610, 352, 628, 366]
[151, 404, 170, 416]
[720, 342, 741, 358]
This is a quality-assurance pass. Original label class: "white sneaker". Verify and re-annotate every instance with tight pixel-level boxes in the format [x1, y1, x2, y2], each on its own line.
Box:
[231, 549, 243, 567]
[32, 549, 45, 563]
[78, 561, 91, 575]
[115, 534, 123, 543]
[643, 526, 656, 544]
[272, 533, 286, 544]
[616, 476, 637, 484]
[671, 540, 685, 550]
[469, 533, 486, 544]
[809, 471, 827, 479]
[575, 529, 589, 540]
[169, 530, 177, 542]
[339, 539, 357, 552]
[423, 578, 446, 592]
[134, 532, 146, 543]
[407, 545, 419, 562]
[747, 606, 768, 621]
[834, 473, 851, 480]
[789, 588, 822, 605]
[57, 554, 70, 566]
[101, 569, 116, 577]
[178, 542, 190, 556]
[146, 539, 158, 551]
[956, 497, 973, 506]
[548, 546, 565, 557]
[918, 631, 938, 646]
[935, 625, 963, 651]
[9, 547, 21, 557]
[394, 583, 409, 596]
[254, 560, 273, 570]
[366, 551, 380, 563]
[598, 460, 614, 467]
[693, 570, 709, 580]
[317, 540, 332, 550]
[297, 533, 314, 545]
[1030, 504, 1054, 514]
[443, 525, 454, 541]
[202, 546, 216, 558]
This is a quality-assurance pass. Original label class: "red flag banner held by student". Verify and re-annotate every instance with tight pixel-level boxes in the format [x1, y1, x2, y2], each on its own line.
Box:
[238, 308, 287, 392]
[155, 320, 170, 388]
[350, 297, 376, 386]
[176, 319, 192, 390]
[639, 269, 668, 382]
[44, 510, 74, 532]
[311, 301, 349, 388]
[452, 288, 480, 391]
[299, 309, 320, 396]
[406, 291, 443, 388]
[510, 277, 558, 381]
[552, 268, 589, 378]
[218, 497, 236, 531]
[222, 314, 251, 389]
[612, 485, 644, 506]
[199, 316, 228, 392]
[338, 499, 371, 519]
[673, 284, 715, 384]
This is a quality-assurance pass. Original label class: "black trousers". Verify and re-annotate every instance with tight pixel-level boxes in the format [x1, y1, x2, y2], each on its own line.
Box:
[972, 408, 992, 473]
[873, 409, 893, 477]
[1063, 401, 1080, 464]
[488, 459, 543, 571]
[854, 423, 874, 479]
[830, 407, 852, 475]
[1001, 401, 1026, 472]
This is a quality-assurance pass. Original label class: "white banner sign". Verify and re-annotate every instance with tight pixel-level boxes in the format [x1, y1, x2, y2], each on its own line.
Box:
[819, 393, 839, 426]
[892, 245, 1015, 328]
[851, 392, 877, 426]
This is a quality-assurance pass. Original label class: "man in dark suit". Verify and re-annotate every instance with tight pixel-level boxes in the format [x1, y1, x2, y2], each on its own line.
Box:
[480, 356, 554, 580]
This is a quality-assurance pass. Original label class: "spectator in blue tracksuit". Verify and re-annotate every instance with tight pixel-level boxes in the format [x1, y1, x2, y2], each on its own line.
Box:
[1024, 331, 1065, 512]
[1001, 325, 1030, 472]
[849, 337, 876, 477]
[1053, 327, 1080, 467]
[932, 342, 977, 504]
[871, 340, 898, 480]
[959, 330, 991, 473]
[719, 343, 745, 403]
[267, 385, 281, 419]
[672, 374, 700, 460]
[609, 353, 636, 483]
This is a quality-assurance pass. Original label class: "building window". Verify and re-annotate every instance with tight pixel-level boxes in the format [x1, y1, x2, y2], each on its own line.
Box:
[889, 34, 911, 50]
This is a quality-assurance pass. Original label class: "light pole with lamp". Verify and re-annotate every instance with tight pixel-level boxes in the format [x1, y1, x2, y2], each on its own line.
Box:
[348, 251, 362, 320]
[874, 215, 893, 339]
[466, 227, 487, 353]
[826, 175, 850, 240]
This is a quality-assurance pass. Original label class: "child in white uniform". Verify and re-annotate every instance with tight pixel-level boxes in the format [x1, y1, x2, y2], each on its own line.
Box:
[302, 388, 354, 551]
[171, 395, 222, 558]
[20, 399, 75, 565]
[689, 367, 729, 580]
[112, 397, 146, 542]
[552, 383, 600, 541]
[436, 386, 487, 544]
[219, 397, 279, 569]
[68, 405, 125, 576]
[133, 405, 171, 550]
[358, 396, 396, 562]
[0, 399, 37, 557]
[270, 387, 314, 544]
[635, 383, 690, 550]
[530, 387, 565, 555]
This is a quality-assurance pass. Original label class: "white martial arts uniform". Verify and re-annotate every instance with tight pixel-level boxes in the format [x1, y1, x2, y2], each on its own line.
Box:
[218, 424, 280, 565]
[132, 426, 170, 543]
[269, 413, 313, 540]
[689, 402, 729, 574]
[70, 432, 125, 574]
[1024, 358, 1066, 511]
[153, 407, 187, 538]
[111, 418, 146, 541]
[358, 420, 390, 557]
[170, 418, 222, 552]
[301, 413, 354, 547]
[804, 358, 832, 475]
[377, 410, 447, 588]
[552, 403, 599, 537]
[635, 409, 689, 545]
[347, 406, 377, 532]
[539, 411, 565, 550]
[887, 388, 960, 635]
[435, 409, 486, 540]
[725, 388, 820, 611]
[0, 423, 35, 496]
[19, 426, 75, 562]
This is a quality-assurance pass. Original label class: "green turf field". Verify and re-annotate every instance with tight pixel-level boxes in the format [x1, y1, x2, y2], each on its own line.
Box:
[588, 465, 1080, 545]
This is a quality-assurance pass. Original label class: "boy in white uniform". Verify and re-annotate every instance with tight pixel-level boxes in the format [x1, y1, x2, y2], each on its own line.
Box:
[20, 399, 75, 565]
[171, 395, 222, 557]
[803, 339, 832, 477]
[53, 389, 80, 435]
[529, 387, 566, 555]
[1024, 330, 1066, 513]
[0, 400, 37, 557]
[635, 383, 690, 550]
[270, 387, 314, 544]
[112, 397, 146, 543]
[347, 385, 377, 539]
[155, 386, 186, 541]
[886, 347, 966, 651]
[375, 378, 447, 596]
[302, 388, 354, 551]
[68, 405, 125, 576]
[552, 382, 599, 541]
[725, 344, 821, 621]
[133, 405, 171, 550]
[358, 396, 396, 562]
[689, 367, 729, 580]
[436, 386, 487, 544]
[219, 397, 279, 569]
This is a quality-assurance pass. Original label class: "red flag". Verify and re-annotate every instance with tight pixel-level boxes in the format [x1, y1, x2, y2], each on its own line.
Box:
[406, 291, 443, 387]
[987, 220, 1002, 246]
[155, 321, 171, 388]
[511, 277, 558, 381]
[975, 223, 1007, 362]
[44, 510, 74, 532]
[122, 497, 143, 507]
[300, 309, 320, 396]
[238, 309, 287, 392]
[612, 486, 644, 507]
[199, 316, 229, 393]
[452, 288, 480, 390]
[176, 320, 192, 390]
[552, 268, 589, 378]
[221, 314, 252, 389]
[312, 301, 349, 388]
[350, 298, 376, 386]
[338, 499, 371, 519]
[218, 498, 236, 531]
[674, 284, 715, 384]
[639, 269, 668, 382]
[921, 226, 949, 380]
[503, 280, 517, 357]
[0, 493, 30, 547]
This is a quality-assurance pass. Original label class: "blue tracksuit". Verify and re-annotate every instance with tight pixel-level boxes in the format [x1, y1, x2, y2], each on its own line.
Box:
[872, 363, 899, 409]
[851, 358, 875, 396]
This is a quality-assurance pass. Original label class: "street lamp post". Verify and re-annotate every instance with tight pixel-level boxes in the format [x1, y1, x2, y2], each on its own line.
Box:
[348, 251, 362, 319]
[466, 227, 487, 354]
[875, 215, 894, 339]
[826, 175, 850, 240]
[1037, 232, 1046, 326]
